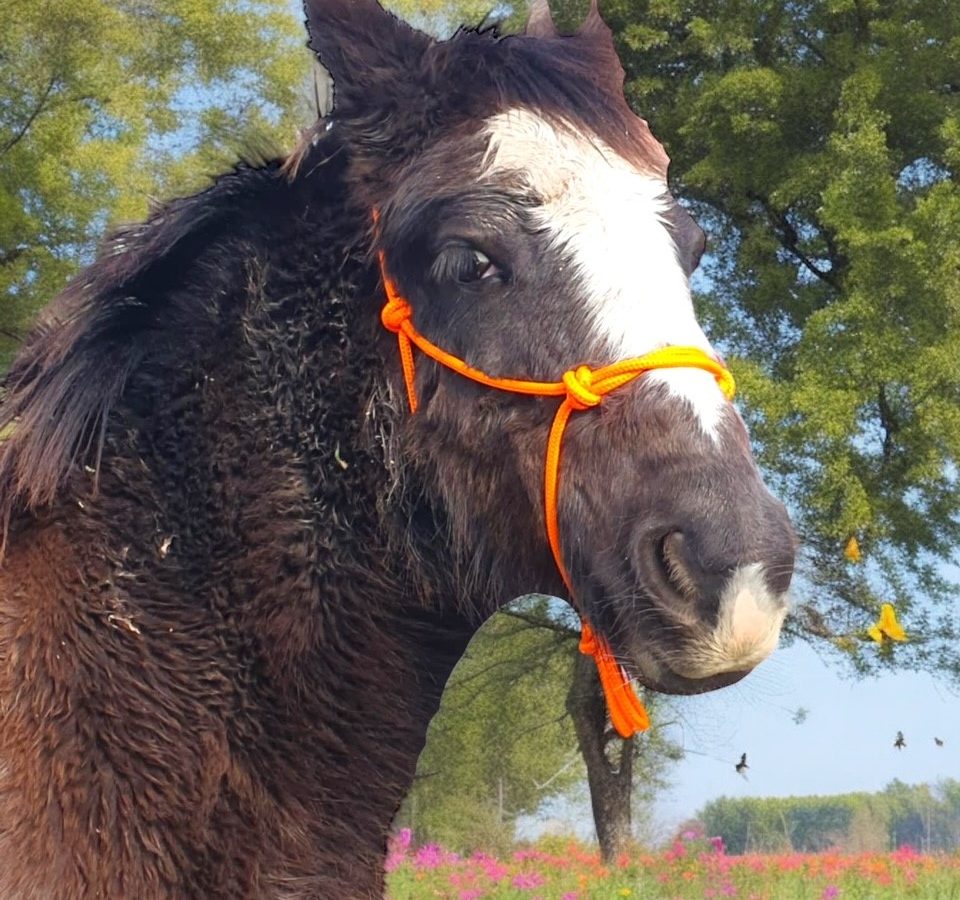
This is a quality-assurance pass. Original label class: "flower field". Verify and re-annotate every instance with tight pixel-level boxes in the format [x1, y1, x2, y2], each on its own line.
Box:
[386, 830, 960, 899]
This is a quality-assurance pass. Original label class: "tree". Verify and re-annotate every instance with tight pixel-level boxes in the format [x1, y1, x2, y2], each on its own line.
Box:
[400, 599, 682, 858]
[700, 780, 960, 854]
[397, 599, 585, 853]
[566, 648, 682, 859]
[0, 0, 311, 366]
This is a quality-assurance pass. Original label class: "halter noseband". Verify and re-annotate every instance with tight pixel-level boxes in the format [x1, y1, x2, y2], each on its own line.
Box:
[376, 223, 735, 738]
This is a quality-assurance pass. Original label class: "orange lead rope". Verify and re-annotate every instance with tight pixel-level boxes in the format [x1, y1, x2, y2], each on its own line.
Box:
[376, 232, 736, 738]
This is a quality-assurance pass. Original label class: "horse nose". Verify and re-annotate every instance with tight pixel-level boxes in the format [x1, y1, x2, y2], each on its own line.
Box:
[655, 510, 795, 620]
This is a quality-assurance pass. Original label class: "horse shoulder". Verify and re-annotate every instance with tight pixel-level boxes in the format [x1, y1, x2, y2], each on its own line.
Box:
[0, 516, 255, 897]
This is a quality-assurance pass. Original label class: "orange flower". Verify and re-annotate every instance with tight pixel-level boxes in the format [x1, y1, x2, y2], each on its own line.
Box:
[844, 536, 861, 562]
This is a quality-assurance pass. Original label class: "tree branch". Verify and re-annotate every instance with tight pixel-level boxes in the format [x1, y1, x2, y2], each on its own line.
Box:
[751, 193, 841, 290]
[1, 74, 58, 157]
[0, 247, 26, 269]
[877, 383, 898, 461]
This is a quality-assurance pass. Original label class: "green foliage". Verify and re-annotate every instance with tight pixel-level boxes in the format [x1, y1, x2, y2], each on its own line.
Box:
[0, 0, 311, 366]
[401, 598, 684, 854]
[701, 779, 960, 854]
[398, 600, 585, 853]
[385, 0, 506, 34]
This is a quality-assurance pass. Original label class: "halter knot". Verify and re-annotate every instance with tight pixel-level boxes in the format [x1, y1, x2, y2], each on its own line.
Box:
[562, 365, 602, 410]
[381, 298, 412, 333]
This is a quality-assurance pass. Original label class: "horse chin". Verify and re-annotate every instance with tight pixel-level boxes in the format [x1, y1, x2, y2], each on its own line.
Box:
[581, 593, 771, 698]
[624, 646, 753, 697]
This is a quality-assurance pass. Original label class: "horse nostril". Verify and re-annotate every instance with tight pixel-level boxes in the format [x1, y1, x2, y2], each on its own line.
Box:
[654, 530, 733, 622]
[658, 531, 702, 602]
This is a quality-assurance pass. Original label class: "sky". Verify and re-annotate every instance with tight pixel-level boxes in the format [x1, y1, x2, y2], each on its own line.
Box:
[650, 639, 960, 833]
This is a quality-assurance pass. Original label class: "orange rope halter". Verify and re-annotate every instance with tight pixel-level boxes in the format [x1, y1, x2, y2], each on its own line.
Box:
[375, 226, 736, 738]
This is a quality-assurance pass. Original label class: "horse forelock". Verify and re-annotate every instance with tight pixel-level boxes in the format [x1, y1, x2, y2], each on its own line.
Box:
[318, 22, 669, 200]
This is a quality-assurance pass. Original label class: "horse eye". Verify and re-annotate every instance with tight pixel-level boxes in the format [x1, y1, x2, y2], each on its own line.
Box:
[432, 245, 500, 285]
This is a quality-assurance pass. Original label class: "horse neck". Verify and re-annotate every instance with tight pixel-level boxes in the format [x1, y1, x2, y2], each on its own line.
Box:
[0, 148, 476, 898]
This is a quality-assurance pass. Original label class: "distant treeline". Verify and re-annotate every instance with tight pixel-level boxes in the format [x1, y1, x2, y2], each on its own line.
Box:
[699, 780, 960, 854]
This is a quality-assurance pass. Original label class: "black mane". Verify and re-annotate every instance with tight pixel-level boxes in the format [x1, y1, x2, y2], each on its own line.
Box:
[0, 149, 331, 544]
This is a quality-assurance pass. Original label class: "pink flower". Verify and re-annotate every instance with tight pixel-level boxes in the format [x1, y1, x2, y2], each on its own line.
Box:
[471, 854, 508, 881]
[821, 887, 840, 899]
[394, 828, 412, 852]
[709, 836, 726, 854]
[892, 845, 921, 862]
[458, 891, 484, 900]
[414, 844, 445, 869]
[561, 893, 579, 900]
[511, 872, 545, 890]
[664, 840, 686, 861]
[384, 827, 413, 870]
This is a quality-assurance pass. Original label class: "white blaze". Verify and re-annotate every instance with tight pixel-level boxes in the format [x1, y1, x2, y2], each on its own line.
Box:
[482, 108, 726, 437]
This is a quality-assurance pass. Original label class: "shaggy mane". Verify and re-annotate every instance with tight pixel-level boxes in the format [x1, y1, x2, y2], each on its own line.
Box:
[0, 157, 288, 546]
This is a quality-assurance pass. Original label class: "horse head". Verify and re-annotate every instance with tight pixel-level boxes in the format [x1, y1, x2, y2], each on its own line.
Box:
[305, 0, 796, 702]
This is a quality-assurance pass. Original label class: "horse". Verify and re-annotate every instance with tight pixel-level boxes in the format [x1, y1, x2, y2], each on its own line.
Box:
[0, 0, 796, 896]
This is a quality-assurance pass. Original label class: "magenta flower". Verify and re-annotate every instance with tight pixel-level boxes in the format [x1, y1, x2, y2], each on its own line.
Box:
[394, 828, 412, 852]
[892, 844, 920, 862]
[511, 872, 546, 890]
[709, 835, 725, 854]
[414, 844, 445, 869]
[821, 887, 840, 899]
[383, 854, 403, 873]
[471, 854, 508, 881]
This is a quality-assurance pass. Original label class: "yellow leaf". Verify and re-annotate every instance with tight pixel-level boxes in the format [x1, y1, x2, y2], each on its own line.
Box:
[868, 603, 907, 644]
[844, 535, 861, 562]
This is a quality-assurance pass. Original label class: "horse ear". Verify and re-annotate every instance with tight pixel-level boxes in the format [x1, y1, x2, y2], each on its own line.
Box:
[525, 0, 558, 38]
[578, 0, 613, 42]
[303, 0, 432, 114]
[576, 0, 625, 90]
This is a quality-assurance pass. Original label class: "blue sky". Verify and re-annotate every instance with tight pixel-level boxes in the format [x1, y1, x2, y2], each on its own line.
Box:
[525, 637, 960, 842]
[652, 640, 960, 831]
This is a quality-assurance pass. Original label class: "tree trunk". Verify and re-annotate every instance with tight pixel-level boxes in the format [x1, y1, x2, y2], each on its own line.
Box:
[566, 651, 633, 861]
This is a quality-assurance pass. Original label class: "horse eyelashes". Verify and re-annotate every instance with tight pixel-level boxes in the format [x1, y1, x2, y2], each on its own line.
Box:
[431, 245, 497, 284]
